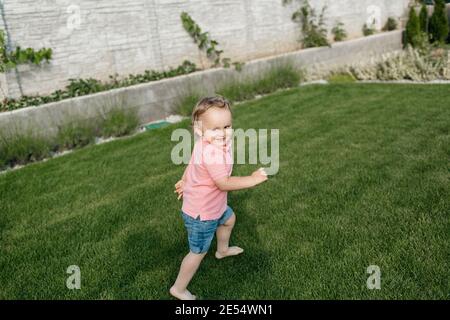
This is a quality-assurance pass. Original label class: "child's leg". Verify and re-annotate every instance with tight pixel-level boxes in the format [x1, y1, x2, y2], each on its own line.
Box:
[170, 251, 207, 300]
[215, 213, 244, 259]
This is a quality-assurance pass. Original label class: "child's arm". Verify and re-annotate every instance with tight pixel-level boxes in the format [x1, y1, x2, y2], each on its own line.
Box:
[214, 168, 268, 191]
[181, 165, 188, 181]
[174, 165, 189, 200]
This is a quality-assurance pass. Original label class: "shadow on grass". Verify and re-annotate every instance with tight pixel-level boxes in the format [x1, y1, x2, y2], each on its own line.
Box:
[189, 191, 273, 300]
[114, 190, 274, 300]
[111, 226, 184, 299]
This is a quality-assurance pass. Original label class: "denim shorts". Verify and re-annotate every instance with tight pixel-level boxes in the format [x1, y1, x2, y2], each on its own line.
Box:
[181, 206, 234, 254]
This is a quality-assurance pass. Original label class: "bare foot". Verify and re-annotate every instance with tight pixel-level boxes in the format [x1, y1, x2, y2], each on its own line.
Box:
[215, 246, 244, 259]
[169, 286, 197, 300]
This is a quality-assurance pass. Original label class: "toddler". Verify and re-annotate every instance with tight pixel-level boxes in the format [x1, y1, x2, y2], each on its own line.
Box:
[170, 96, 268, 300]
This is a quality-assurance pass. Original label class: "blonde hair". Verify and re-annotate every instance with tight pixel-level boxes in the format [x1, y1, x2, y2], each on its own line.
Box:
[191, 96, 232, 127]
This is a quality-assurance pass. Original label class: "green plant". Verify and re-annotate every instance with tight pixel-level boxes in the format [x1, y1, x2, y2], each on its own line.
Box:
[217, 63, 305, 102]
[0, 152, 6, 170]
[0, 30, 9, 73]
[283, 0, 330, 48]
[66, 78, 104, 97]
[66, 60, 198, 97]
[255, 64, 304, 93]
[327, 72, 356, 83]
[383, 17, 398, 31]
[100, 108, 139, 138]
[347, 45, 449, 81]
[0, 29, 52, 73]
[331, 21, 347, 42]
[56, 119, 98, 150]
[232, 61, 245, 72]
[363, 19, 377, 36]
[429, 0, 449, 44]
[0, 106, 141, 170]
[175, 63, 304, 109]
[175, 91, 204, 117]
[0, 133, 8, 168]
[0, 60, 198, 113]
[405, 7, 422, 46]
[218, 81, 257, 103]
[180, 12, 243, 71]
[419, 4, 429, 33]
[0, 128, 52, 167]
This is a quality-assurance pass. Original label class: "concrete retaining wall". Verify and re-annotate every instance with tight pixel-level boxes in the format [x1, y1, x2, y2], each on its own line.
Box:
[0, 30, 404, 139]
[0, 0, 411, 99]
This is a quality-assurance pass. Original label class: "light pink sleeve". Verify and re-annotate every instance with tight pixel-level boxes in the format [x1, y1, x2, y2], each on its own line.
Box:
[202, 144, 229, 182]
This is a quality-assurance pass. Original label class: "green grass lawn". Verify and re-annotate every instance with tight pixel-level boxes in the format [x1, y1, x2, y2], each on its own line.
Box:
[0, 84, 449, 299]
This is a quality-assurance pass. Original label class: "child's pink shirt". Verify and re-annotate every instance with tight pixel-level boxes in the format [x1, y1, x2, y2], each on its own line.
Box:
[182, 137, 233, 221]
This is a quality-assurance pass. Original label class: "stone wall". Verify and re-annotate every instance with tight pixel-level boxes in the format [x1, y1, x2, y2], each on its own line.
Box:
[0, 0, 411, 99]
[0, 30, 405, 140]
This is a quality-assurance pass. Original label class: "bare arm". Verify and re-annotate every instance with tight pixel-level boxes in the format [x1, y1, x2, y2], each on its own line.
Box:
[181, 165, 188, 181]
[174, 165, 189, 200]
[214, 168, 268, 191]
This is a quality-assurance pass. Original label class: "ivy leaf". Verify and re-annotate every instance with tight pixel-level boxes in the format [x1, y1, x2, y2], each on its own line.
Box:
[206, 47, 214, 56]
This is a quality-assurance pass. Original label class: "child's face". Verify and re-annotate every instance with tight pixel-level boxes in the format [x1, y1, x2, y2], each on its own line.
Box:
[196, 107, 233, 148]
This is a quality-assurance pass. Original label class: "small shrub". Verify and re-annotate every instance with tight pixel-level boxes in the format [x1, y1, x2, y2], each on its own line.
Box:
[100, 108, 139, 138]
[419, 4, 429, 33]
[327, 72, 356, 84]
[66, 78, 104, 97]
[218, 82, 255, 103]
[175, 91, 204, 117]
[0, 153, 6, 170]
[363, 20, 377, 36]
[331, 21, 347, 42]
[217, 63, 305, 103]
[383, 17, 398, 31]
[405, 7, 422, 47]
[285, 0, 330, 48]
[255, 64, 304, 93]
[56, 119, 98, 151]
[232, 62, 245, 72]
[0, 129, 52, 167]
[347, 45, 449, 81]
[429, 0, 449, 44]
[0, 138, 8, 169]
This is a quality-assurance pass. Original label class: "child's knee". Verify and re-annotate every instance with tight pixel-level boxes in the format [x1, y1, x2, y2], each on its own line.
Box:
[189, 250, 208, 258]
[226, 212, 236, 226]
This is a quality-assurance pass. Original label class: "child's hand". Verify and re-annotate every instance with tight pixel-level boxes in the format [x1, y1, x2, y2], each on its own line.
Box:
[251, 168, 268, 186]
[174, 180, 184, 200]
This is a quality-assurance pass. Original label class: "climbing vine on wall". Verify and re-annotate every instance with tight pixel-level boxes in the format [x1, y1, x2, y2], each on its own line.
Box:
[0, 30, 52, 73]
[180, 12, 243, 71]
[283, 0, 330, 48]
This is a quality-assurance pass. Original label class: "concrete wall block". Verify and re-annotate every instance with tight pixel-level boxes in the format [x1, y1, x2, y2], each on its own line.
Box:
[0, 0, 411, 98]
